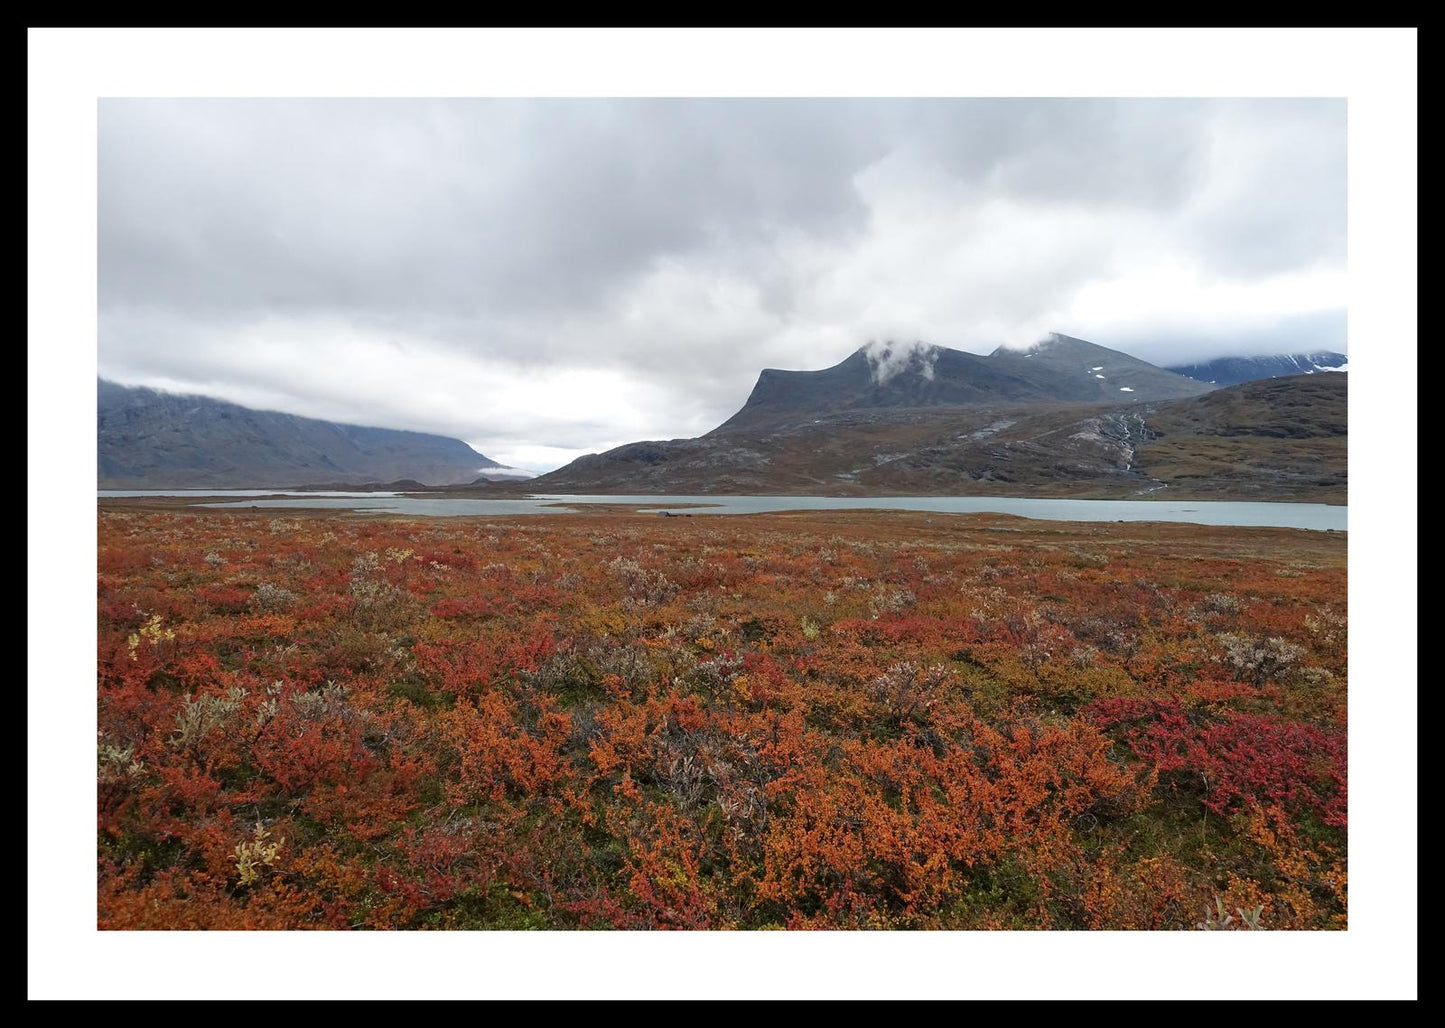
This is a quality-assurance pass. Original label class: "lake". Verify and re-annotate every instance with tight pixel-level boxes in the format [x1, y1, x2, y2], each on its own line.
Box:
[97, 491, 1347, 531]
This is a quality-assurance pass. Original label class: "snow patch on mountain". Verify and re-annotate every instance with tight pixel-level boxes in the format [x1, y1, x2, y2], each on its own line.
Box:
[1165, 351, 1348, 387]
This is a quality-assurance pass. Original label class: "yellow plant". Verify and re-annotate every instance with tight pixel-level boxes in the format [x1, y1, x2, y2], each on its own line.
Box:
[233, 823, 284, 886]
[126, 613, 175, 660]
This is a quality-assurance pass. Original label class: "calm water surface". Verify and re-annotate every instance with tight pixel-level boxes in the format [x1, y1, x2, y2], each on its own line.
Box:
[94, 491, 1346, 531]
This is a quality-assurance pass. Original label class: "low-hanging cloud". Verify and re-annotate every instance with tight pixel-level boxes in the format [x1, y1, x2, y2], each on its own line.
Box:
[864, 341, 940, 385]
[98, 98, 1346, 472]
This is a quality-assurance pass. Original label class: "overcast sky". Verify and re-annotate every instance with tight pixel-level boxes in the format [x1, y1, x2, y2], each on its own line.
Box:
[98, 98, 1346, 472]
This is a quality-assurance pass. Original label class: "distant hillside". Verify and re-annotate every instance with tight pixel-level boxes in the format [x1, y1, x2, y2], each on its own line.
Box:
[1132, 373, 1347, 502]
[518, 342, 1343, 502]
[98, 380, 515, 488]
[1166, 351, 1347, 386]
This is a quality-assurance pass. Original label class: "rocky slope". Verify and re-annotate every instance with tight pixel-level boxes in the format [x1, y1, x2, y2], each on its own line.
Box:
[1132, 373, 1347, 502]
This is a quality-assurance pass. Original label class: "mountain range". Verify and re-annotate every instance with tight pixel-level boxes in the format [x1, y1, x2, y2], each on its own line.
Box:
[98, 380, 520, 489]
[714, 334, 1210, 434]
[1165, 351, 1348, 386]
[97, 334, 1348, 502]
[513, 334, 1346, 503]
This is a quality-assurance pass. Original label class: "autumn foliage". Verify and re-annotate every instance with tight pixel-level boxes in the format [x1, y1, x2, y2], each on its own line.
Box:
[97, 508, 1346, 929]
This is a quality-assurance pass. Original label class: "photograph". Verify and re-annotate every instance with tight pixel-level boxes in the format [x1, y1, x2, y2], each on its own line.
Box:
[94, 94, 1353, 933]
[29, 26, 1417, 1002]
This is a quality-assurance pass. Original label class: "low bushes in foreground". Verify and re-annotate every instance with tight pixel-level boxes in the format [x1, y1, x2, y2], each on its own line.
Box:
[96, 509, 1347, 929]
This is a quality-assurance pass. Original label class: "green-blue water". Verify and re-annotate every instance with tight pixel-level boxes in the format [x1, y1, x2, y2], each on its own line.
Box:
[94, 491, 1347, 531]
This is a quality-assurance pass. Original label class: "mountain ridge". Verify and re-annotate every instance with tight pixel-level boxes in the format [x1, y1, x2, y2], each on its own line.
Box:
[510, 335, 1343, 502]
[1165, 351, 1348, 386]
[712, 334, 1210, 435]
[98, 380, 519, 489]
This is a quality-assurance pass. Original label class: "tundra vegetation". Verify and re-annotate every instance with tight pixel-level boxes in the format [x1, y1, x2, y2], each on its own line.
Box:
[97, 508, 1346, 929]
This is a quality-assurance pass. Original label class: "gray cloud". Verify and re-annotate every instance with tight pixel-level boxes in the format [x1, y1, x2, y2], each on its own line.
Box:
[99, 98, 1346, 471]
